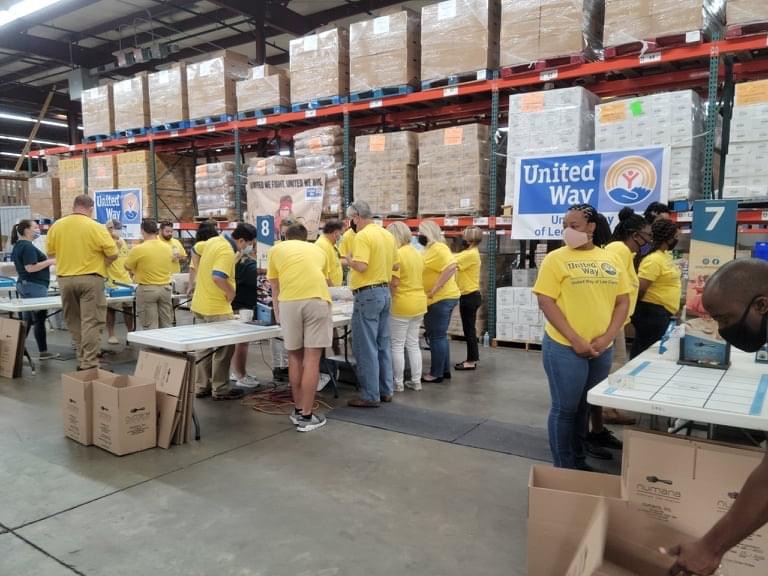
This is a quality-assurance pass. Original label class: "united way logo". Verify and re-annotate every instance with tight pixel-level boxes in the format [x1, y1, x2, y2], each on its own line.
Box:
[122, 192, 140, 222]
[604, 156, 657, 206]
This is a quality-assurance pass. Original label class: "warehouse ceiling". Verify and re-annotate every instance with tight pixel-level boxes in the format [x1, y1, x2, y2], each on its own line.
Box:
[0, 0, 432, 171]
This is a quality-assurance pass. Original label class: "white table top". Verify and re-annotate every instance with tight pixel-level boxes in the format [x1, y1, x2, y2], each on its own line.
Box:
[127, 314, 352, 353]
[588, 343, 768, 430]
[0, 295, 134, 312]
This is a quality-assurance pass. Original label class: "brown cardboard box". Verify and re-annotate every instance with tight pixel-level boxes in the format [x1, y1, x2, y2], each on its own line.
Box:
[92, 374, 156, 456]
[349, 9, 420, 93]
[28, 175, 61, 219]
[61, 368, 120, 446]
[186, 50, 249, 120]
[59, 157, 85, 215]
[728, 0, 768, 27]
[421, 0, 500, 81]
[236, 65, 290, 113]
[113, 72, 150, 132]
[87, 153, 117, 192]
[289, 28, 349, 104]
[81, 84, 114, 138]
[148, 63, 188, 127]
[0, 318, 24, 379]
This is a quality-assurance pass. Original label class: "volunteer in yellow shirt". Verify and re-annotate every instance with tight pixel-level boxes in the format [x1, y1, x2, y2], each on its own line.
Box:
[104, 219, 134, 345]
[125, 220, 175, 330]
[454, 226, 483, 371]
[419, 219, 460, 383]
[631, 217, 681, 358]
[47, 194, 118, 370]
[159, 220, 188, 274]
[315, 219, 343, 286]
[186, 220, 218, 295]
[386, 222, 427, 393]
[532, 204, 630, 470]
[267, 223, 332, 432]
[345, 201, 399, 407]
[191, 222, 257, 400]
[339, 226, 356, 265]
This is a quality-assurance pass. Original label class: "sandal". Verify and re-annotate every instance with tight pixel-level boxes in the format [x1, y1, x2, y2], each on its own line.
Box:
[454, 362, 476, 371]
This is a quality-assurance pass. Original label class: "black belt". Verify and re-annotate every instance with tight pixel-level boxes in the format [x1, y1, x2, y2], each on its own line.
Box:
[353, 283, 388, 294]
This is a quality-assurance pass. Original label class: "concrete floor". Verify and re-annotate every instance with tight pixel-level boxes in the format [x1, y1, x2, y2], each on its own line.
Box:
[0, 321, 569, 576]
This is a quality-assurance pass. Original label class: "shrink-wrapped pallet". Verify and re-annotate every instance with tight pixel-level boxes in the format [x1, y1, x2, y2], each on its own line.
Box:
[81, 85, 114, 138]
[289, 28, 349, 105]
[148, 63, 188, 128]
[186, 51, 249, 120]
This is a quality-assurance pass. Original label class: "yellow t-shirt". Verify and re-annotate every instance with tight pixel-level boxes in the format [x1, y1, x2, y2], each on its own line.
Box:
[422, 242, 461, 305]
[125, 238, 174, 285]
[266, 240, 331, 303]
[605, 241, 639, 325]
[638, 250, 681, 314]
[191, 235, 236, 316]
[454, 247, 481, 295]
[315, 234, 342, 287]
[161, 237, 187, 274]
[392, 245, 428, 318]
[339, 228, 356, 258]
[107, 240, 132, 286]
[47, 214, 118, 277]
[533, 246, 631, 346]
[349, 224, 398, 291]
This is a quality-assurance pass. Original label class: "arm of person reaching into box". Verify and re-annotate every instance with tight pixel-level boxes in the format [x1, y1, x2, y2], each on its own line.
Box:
[667, 452, 768, 576]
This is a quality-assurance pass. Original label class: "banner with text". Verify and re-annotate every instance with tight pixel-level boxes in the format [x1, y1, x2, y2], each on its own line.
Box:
[512, 147, 670, 240]
[94, 188, 143, 240]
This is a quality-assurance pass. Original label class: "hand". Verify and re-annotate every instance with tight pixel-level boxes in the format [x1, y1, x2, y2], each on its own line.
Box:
[665, 540, 723, 576]
[590, 334, 613, 355]
[186, 283, 195, 296]
[46, 258, 56, 266]
[572, 336, 598, 358]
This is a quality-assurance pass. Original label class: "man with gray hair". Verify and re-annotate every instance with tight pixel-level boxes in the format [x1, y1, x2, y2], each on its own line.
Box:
[345, 201, 399, 407]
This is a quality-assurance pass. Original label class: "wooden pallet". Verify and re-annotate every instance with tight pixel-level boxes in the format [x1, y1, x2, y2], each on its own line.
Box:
[726, 21, 768, 39]
[492, 339, 542, 352]
[500, 53, 588, 79]
[421, 69, 493, 90]
[604, 30, 705, 59]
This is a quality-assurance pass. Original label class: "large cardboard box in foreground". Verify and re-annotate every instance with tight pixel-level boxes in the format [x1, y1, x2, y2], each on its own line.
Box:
[0, 318, 24, 379]
[61, 368, 120, 446]
[92, 374, 156, 456]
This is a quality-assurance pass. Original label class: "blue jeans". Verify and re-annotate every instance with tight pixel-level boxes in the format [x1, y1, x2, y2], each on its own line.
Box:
[16, 280, 49, 353]
[424, 298, 458, 377]
[352, 287, 393, 402]
[542, 334, 613, 469]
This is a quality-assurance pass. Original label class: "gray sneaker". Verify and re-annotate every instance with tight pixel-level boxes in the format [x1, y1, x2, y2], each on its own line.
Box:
[289, 411, 301, 425]
[38, 351, 56, 360]
[296, 413, 326, 432]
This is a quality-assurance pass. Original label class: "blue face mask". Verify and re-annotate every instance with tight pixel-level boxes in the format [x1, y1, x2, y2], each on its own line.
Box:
[639, 243, 652, 256]
[32, 231, 41, 240]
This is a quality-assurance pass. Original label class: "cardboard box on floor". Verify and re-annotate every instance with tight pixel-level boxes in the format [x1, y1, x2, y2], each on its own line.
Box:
[61, 368, 121, 446]
[92, 374, 156, 456]
[0, 318, 24, 379]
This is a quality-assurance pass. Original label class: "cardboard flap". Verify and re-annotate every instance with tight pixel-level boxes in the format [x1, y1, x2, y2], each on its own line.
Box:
[564, 501, 608, 576]
[135, 351, 188, 397]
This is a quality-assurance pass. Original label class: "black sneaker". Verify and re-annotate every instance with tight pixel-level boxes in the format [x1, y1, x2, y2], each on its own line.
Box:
[212, 388, 245, 401]
[588, 429, 623, 450]
[586, 441, 613, 460]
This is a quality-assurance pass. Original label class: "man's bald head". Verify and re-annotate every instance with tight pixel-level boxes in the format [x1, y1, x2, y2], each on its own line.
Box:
[703, 258, 768, 336]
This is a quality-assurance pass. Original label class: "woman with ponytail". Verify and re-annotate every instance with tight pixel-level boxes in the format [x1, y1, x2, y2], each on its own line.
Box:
[11, 220, 56, 359]
[532, 204, 631, 470]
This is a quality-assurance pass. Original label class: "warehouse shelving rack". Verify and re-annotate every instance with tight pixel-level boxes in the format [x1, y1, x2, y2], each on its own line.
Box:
[29, 33, 768, 338]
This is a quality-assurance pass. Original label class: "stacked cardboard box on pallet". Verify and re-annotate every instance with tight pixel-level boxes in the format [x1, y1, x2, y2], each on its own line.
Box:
[186, 50, 249, 121]
[59, 157, 85, 215]
[289, 28, 349, 106]
[728, 0, 768, 29]
[595, 90, 707, 201]
[236, 65, 290, 114]
[195, 162, 238, 220]
[81, 84, 114, 139]
[113, 73, 150, 134]
[418, 123, 489, 215]
[349, 9, 420, 94]
[294, 126, 346, 216]
[117, 151, 195, 220]
[28, 175, 61, 219]
[87, 154, 117, 192]
[353, 132, 418, 217]
[421, 0, 500, 83]
[500, 0, 604, 66]
[246, 156, 296, 177]
[504, 87, 598, 206]
[496, 285, 545, 344]
[603, 0, 724, 48]
[148, 63, 188, 128]
[724, 80, 768, 199]
[0, 177, 27, 206]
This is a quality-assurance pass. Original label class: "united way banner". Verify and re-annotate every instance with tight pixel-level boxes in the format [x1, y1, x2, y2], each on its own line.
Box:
[94, 189, 143, 240]
[512, 147, 670, 240]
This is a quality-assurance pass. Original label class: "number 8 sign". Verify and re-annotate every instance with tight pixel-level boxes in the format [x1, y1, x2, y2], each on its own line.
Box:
[256, 215, 275, 246]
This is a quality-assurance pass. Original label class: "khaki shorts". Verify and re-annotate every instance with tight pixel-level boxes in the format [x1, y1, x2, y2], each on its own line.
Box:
[279, 298, 332, 351]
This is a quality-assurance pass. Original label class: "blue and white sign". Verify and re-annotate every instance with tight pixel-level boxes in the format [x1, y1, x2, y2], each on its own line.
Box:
[94, 188, 143, 240]
[256, 215, 275, 246]
[512, 147, 670, 239]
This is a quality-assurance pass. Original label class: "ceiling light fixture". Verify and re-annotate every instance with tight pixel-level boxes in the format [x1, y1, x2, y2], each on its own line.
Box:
[0, 135, 69, 146]
[0, 112, 70, 129]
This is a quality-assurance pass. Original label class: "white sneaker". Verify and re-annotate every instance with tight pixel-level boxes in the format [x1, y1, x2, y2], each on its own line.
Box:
[107, 336, 119, 345]
[405, 380, 422, 391]
[296, 413, 327, 432]
[394, 382, 405, 392]
[234, 375, 261, 389]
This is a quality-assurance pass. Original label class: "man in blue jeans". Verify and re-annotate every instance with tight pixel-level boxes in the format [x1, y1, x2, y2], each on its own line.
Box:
[345, 201, 399, 407]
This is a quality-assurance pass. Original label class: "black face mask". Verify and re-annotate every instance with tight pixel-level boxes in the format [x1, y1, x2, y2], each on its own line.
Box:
[418, 235, 428, 247]
[350, 220, 357, 233]
[718, 296, 768, 352]
[667, 238, 678, 251]
[460, 240, 470, 249]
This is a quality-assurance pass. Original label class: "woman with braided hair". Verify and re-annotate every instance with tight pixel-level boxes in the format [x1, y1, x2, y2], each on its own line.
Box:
[533, 204, 631, 470]
[630, 217, 681, 358]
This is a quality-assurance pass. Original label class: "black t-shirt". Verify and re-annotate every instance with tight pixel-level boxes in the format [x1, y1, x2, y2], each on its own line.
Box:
[232, 256, 259, 311]
[11, 240, 49, 286]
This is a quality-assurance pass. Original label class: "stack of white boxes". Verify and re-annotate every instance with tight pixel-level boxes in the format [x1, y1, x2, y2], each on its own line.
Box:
[724, 79, 768, 199]
[496, 285, 545, 345]
[595, 90, 707, 202]
[504, 87, 599, 206]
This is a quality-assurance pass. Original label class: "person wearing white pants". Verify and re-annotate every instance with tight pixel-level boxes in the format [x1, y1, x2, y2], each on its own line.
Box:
[386, 222, 428, 392]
